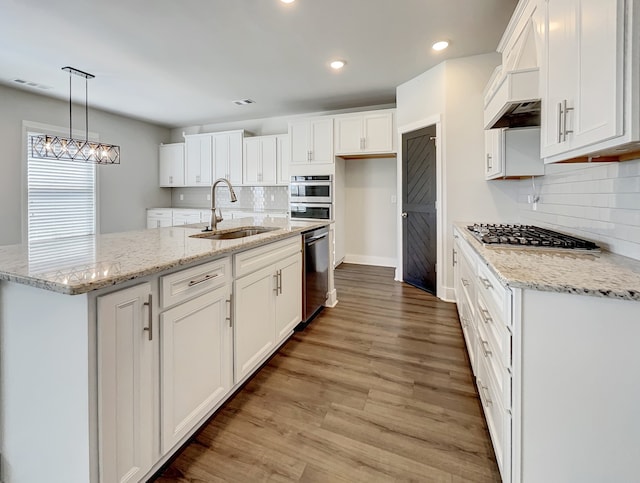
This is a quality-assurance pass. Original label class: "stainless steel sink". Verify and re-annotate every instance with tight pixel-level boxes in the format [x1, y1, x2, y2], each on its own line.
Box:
[189, 226, 279, 240]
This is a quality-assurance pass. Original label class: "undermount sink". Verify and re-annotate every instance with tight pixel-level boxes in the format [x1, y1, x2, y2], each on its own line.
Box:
[190, 226, 279, 240]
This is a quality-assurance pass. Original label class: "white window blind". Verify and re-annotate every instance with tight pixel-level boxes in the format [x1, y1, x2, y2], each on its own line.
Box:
[27, 132, 96, 242]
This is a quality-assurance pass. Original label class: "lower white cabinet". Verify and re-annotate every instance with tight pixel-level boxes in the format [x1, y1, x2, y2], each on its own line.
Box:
[233, 237, 302, 382]
[147, 209, 173, 229]
[97, 283, 155, 483]
[160, 283, 232, 452]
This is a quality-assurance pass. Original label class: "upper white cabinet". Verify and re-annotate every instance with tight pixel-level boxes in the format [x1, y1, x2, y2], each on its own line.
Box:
[159, 143, 185, 187]
[289, 118, 334, 165]
[243, 136, 278, 185]
[213, 130, 243, 186]
[184, 134, 213, 186]
[541, 0, 639, 163]
[276, 134, 290, 185]
[97, 283, 155, 483]
[485, 127, 543, 180]
[334, 110, 395, 155]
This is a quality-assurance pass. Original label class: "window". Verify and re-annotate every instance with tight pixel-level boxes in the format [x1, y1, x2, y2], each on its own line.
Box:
[27, 131, 97, 272]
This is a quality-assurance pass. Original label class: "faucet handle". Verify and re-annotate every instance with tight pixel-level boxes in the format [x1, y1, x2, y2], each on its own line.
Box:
[215, 208, 223, 223]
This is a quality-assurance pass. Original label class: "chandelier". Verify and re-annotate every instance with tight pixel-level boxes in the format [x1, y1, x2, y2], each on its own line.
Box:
[30, 66, 120, 164]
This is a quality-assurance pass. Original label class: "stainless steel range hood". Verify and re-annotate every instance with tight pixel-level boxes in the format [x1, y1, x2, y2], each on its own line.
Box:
[484, 14, 540, 129]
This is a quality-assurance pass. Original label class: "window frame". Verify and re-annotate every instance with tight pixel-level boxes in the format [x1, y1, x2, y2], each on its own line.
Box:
[21, 120, 101, 244]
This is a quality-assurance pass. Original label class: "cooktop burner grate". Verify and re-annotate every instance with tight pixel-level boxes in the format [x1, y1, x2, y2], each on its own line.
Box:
[466, 224, 599, 250]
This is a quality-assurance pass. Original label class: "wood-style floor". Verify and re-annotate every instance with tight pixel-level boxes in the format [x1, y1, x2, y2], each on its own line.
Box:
[153, 263, 500, 483]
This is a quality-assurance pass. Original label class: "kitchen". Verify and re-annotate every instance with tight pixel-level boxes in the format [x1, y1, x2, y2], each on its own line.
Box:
[0, 0, 639, 482]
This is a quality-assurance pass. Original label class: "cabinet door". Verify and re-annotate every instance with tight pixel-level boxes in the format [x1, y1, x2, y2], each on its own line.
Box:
[274, 252, 302, 343]
[335, 116, 363, 154]
[97, 283, 154, 483]
[277, 135, 290, 185]
[185, 136, 212, 186]
[159, 143, 184, 187]
[260, 136, 278, 185]
[243, 138, 261, 185]
[571, 0, 624, 149]
[228, 131, 244, 185]
[233, 265, 275, 383]
[310, 118, 334, 163]
[160, 285, 232, 452]
[289, 120, 310, 164]
[213, 134, 229, 180]
[363, 112, 393, 153]
[485, 129, 504, 179]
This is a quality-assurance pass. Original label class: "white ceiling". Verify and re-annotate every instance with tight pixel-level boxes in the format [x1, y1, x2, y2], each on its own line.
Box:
[0, 0, 518, 128]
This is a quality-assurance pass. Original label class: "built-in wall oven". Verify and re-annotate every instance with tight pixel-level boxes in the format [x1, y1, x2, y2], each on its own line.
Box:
[289, 175, 333, 222]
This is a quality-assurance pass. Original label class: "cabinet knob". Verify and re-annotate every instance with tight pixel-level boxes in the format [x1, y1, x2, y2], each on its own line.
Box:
[401, 212, 408, 218]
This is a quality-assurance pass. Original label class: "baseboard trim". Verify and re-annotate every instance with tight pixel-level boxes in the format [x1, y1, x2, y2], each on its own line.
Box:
[325, 289, 338, 307]
[343, 254, 397, 268]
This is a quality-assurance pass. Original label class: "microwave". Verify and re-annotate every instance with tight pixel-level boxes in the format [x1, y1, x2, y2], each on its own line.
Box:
[290, 175, 332, 203]
[290, 202, 332, 221]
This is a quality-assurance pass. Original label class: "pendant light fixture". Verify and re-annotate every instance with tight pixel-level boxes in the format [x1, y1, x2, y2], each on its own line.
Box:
[31, 66, 120, 164]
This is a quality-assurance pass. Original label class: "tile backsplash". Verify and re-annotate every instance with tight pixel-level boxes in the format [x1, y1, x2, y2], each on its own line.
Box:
[517, 158, 640, 259]
[171, 186, 289, 211]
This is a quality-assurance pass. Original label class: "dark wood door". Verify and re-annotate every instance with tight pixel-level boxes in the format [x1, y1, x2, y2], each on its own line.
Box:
[402, 125, 437, 295]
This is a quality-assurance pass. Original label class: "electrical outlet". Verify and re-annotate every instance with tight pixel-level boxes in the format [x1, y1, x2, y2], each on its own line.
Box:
[391, 195, 397, 203]
[270, 194, 275, 201]
[179, 194, 184, 201]
[206, 194, 211, 201]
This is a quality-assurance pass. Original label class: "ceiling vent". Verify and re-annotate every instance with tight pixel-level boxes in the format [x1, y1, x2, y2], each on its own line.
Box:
[12, 78, 52, 90]
[232, 98, 255, 106]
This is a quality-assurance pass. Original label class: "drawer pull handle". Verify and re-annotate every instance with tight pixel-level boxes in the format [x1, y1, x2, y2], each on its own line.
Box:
[481, 339, 492, 358]
[479, 277, 493, 289]
[460, 316, 468, 328]
[226, 295, 233, 327]
[480, 308, 493, 324]
[481, 383, 493, 407]
[461, 278, 470, 287]
[188, 273, 218, 287]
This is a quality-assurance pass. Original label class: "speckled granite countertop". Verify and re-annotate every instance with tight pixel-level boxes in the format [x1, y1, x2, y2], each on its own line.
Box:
[454, 222, 640, 301]
[0, 218, 328, 295]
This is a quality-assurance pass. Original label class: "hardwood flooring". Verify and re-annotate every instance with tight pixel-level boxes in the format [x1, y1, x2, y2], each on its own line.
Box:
[153, 263, 500, 483]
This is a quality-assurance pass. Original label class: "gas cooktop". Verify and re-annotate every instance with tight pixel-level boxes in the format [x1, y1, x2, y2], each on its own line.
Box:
[467, 224, 600, 251]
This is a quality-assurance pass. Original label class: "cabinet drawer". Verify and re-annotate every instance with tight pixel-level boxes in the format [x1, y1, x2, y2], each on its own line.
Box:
[477, 354, 512, 483]
[234, 236, 301, 278]
[148, 209, 172, 218]
[476, 306, 511, 410]
[458, 250, 476, 316]
[161, 257, 231, 309]
[458, 299, 478, 376]
[477, 291, 512, 372]
[476, 262, 512, 327]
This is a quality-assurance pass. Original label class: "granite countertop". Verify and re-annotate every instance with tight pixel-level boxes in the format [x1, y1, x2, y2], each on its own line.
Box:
[0, 218, 329, 295]
[454, 222, 640, 301]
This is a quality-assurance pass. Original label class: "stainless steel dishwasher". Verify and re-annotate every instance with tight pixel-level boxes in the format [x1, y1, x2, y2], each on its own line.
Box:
[297, 226, 329, 329]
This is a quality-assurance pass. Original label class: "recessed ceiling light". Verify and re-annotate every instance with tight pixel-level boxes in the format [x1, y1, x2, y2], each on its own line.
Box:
[330, 60, 346, 70]
[280, 0, 295, 3]
[432, 40, 449, 51]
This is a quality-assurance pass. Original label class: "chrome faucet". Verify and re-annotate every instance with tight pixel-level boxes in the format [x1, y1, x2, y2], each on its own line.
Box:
[203, 178, 238, 232]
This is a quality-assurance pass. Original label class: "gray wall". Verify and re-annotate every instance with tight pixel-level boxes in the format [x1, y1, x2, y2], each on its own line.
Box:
[0, 84, 171, 245]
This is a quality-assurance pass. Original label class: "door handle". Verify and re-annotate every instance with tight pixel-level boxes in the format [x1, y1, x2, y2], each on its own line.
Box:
[401, 212, 408, 218]
[143, 294, 153, 341]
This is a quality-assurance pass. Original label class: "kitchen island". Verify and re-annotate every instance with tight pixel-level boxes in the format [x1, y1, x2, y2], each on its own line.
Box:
[0, 217, 334, 483]
[452, 222, 640, 483]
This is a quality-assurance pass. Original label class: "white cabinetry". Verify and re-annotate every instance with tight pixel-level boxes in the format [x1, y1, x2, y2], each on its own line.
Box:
[233, 237, 302, 382]
[334, 110, 395, 155]
[184, 134, 213, 186]
[276, 134, 290, 185]
[485, 127, 543, 180]
[541, 0, 639, 163]
[289, 118, 334, 165]
[159, 259, 232, 452]
[159, 143, 185, 187]
[243, 136, 277, 185]
[147, 209, 173, 229]
[97, 283, 155, 483]
[172, 209, 202, 226]
[213, 131, 243, 186]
